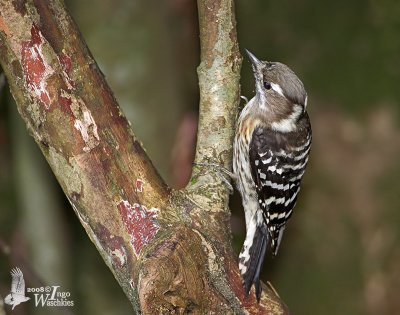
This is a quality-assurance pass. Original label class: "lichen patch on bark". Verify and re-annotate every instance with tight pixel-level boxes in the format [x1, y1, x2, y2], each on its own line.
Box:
[21, 24, 54, 109]
[57, 51, 74, 88]
[135, 179, 144, 192]
[48, 146, 82, 195]
[70, 97, 100, 152]
[117, 200, 160, 257]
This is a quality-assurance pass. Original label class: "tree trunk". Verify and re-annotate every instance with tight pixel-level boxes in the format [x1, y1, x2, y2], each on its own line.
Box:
[0, 0, 289, 313]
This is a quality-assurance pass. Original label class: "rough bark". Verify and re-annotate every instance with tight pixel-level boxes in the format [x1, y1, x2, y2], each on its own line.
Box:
[0, 0, 289, 313]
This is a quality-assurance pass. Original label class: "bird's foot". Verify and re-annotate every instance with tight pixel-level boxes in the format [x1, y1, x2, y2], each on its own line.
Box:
[194, 162, 236, 194]
[267, 281, 280, 298]
[240, 95, 249, 104]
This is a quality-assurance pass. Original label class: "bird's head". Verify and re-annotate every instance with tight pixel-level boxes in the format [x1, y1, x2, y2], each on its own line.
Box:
[4, 293, 14, 304]
[245, 49, 308, 131]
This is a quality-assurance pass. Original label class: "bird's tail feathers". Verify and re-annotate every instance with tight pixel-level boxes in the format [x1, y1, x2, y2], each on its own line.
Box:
[239, 222, 269, 301]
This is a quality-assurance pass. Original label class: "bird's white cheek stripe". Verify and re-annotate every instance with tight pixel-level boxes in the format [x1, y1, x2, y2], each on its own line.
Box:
[271, 104, 303, 133]
[270, 83, 284, 97]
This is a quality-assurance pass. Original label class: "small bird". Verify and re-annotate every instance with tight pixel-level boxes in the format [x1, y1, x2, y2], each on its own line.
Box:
[4, 267, 30, 310]
[233, 50, 311, 300]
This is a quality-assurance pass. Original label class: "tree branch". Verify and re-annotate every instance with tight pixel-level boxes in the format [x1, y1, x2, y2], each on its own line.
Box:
[0, 0, 290, 313]
[0, 0, 169, 311]
[188, 0, 241, 214]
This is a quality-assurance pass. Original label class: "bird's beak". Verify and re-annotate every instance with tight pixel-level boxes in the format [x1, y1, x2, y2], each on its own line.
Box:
[245, 49, 265, 97]
[245, 49, 263, 71]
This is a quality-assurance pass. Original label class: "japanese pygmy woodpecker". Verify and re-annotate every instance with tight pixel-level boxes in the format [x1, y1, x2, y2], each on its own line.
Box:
[233, 50, 312, 300]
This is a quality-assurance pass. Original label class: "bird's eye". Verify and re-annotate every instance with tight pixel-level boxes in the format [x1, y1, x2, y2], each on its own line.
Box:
[266, 62, 275, 69]
[264, 82, 271, 90]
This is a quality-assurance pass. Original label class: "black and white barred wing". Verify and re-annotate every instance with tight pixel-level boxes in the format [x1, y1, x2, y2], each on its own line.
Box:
[249, 126, 311, 255]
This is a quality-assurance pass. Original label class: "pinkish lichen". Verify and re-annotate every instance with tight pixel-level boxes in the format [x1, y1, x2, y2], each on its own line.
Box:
[57, 52, 74, 89]
[117, 200, 160, 257]
[21, 24, 54, 110]
[58, 52, 72, 74]
[58, 90, 73, 115]
[135, 179, 144, 193]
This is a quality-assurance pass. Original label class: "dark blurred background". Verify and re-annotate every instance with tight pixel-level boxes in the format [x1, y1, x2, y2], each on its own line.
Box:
[1, 0, 400, 314]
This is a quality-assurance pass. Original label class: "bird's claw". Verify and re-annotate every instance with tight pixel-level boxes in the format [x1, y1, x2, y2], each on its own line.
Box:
[194, 162, 236, 194]
[240, 95, 249, 104]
